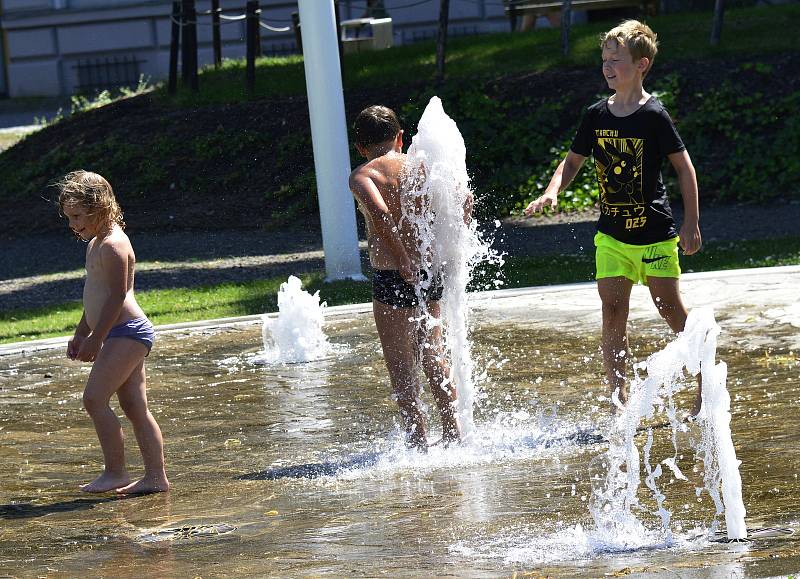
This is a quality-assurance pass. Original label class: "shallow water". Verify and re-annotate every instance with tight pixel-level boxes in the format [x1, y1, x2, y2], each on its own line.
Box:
[1, 299, 799, 577]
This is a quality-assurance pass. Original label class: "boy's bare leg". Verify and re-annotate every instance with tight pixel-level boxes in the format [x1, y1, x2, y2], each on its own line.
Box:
[80, 339, 149, 492]
[374, 300, 428, 450]
[598, 277, 633, 409]
[115, 355, 170, 494]
[419, 301, 460, 444]
[648, 277, 702, 415]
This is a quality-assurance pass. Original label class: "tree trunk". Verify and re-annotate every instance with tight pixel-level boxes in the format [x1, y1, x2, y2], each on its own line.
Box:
[435, 0, 450, 84]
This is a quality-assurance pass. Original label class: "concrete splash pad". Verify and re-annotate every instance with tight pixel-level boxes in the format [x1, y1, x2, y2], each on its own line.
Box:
[1, 266, 798, 577]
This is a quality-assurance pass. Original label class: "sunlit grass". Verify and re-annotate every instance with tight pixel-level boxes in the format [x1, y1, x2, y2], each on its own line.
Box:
[501, 237, 800, 289]
[161, 4, 798, 105]
[3, 237, 798, 344]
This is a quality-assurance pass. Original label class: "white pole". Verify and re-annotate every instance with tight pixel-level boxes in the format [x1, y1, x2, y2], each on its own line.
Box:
[297, 0, 365, 281]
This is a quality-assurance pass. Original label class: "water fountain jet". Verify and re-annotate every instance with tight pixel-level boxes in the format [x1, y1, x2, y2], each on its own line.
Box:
[591, 307, 747, 543]
[251, 276, 332, 364]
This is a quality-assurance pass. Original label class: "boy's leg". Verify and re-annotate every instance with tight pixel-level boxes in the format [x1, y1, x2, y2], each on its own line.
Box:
[598, 276, 633, 407]
[647, 276, 702, 415]
[374, 300, 428, 450]
[115, 356, 170, 494]
[80, 339, 149, 492]
[419, 301, 460, 444]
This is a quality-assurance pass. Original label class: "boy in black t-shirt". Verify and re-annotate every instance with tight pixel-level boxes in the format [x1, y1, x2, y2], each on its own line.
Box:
[524, 20, 703, 414]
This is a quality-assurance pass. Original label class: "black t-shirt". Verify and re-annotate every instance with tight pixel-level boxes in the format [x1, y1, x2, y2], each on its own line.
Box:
[570, 96, 685, 245]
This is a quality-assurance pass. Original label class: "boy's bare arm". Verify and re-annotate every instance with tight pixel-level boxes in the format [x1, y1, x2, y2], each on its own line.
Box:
[463, 190, 474, 225]
[668, 150, 702, 255]
[524, 151, 586, 215]
[76, 240, 130, 361]
[349, 170, 414, 281]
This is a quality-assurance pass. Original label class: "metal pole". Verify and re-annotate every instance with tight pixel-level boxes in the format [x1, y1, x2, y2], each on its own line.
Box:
[255, 3, 262, 57]
[180, 0, 191, 86]
[212, 0, 221, 68]
[168, 1, 180, 94]
[297, 0, 364, 281]
[561, 0, 572, 56]
[181, 0, 198, 91]
[508, 1, 518, 32]
[246, 0, 256, 93]
[435, 0, 450, 84]
[710, 0, 724, 46]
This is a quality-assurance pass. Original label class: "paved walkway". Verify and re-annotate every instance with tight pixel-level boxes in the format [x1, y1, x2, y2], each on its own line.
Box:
[0, 97, 69, 129]
[3, 265, 798, 356]
[2, 201, 799, 312]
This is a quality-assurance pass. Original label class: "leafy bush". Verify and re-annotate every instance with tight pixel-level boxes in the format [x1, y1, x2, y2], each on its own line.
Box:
[681, 74, 800, 202]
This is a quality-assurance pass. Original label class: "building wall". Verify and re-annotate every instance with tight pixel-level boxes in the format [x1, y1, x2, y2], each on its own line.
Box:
[0, 0, 510, 97]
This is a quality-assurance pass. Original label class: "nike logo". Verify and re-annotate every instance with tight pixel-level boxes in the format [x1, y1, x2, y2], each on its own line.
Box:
[642, 255, 669, 264]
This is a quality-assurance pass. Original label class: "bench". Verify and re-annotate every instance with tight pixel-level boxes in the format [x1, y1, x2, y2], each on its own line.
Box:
[504, 0, 655, 30]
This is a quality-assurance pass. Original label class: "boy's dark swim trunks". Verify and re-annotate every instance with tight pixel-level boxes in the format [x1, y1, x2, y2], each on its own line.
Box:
[372, 269, 444, 308]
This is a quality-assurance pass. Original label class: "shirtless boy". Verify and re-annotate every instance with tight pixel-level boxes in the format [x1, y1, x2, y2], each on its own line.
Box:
[349, 105, 461, 450]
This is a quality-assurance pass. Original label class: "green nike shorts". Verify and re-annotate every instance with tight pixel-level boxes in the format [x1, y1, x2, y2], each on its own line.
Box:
[594, 231, 681, 285]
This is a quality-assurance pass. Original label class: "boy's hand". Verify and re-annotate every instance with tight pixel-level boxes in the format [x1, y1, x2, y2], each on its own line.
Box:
[76, 334, 102, 362]
[524, 190, 558, 216]
[399, 259, 416, 285]
[679, 221, 702, 255]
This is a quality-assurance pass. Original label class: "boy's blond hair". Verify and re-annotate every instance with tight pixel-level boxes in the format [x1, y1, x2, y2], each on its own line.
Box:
[601, 20, 658, 77]
[57, 170, 125, 230]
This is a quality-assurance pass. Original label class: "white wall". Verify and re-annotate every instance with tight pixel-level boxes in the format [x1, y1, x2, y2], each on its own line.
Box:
[1, 0, 511, 97]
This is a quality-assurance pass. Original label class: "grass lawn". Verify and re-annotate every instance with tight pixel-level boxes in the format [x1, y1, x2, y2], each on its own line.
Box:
[3, 237, 798, 344]
[165, 4, 799, 105]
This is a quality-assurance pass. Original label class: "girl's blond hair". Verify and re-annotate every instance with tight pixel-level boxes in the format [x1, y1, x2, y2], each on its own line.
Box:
[601, 20, 658, 77]
[57, 170, 125, 230]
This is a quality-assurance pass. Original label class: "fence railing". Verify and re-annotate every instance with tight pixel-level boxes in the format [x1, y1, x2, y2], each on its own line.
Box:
[73, 55, 145, 94]
[169, 0, 294, 94]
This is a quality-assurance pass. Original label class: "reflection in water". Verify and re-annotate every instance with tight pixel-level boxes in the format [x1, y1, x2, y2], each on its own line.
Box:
[1, 305, 799, 576]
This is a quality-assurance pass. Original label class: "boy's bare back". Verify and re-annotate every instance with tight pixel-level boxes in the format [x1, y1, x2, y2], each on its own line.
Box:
[352, 151, 421, 271]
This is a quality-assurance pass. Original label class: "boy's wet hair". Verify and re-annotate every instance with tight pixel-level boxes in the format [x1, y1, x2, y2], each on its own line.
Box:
[57, 170, 125, 230]
[601, 20, 658, 77]
[354, 105, 401, 149]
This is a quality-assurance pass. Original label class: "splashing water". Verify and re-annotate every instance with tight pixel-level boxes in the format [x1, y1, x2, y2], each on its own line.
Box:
[251, 276, 332, 364]
[590, 307, 747, 544]
[401, 96, 502, 438]
[689, 309, 747, 540]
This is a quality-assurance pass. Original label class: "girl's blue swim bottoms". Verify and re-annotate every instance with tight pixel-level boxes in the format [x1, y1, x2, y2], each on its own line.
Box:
[106, 317, 155, 355]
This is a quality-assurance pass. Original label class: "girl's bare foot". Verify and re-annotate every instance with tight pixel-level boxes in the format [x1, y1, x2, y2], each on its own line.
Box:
[116, 475, 170, 495]
[80, 471, 130, 493]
